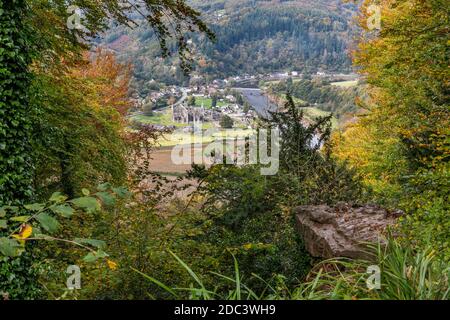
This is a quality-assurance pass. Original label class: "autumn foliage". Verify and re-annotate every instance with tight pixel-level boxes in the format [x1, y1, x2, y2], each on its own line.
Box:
[333, 0, 449, 258]
[70, 48, 133, 117]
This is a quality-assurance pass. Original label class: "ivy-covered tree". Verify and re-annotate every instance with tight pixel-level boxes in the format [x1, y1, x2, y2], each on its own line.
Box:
[0, 0, 34, 206]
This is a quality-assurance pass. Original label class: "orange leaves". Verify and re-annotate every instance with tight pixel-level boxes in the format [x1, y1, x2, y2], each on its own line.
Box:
[198, 57, 208, 68]
[70, 48, 133, 117]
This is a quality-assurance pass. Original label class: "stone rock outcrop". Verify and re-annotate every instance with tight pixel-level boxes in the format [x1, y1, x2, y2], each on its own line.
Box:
[294, 204, 402, 260]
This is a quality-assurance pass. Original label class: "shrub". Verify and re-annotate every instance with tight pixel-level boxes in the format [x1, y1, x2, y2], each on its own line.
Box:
[219, 115, 234, 129]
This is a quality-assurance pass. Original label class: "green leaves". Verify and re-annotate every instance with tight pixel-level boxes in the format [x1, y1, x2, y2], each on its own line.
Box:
[70, 196, 101, 213]
[112, 186, 131, 199]
[35, 212, 59, 233]
[0, 237, 21, 257]
[0, 206, 18, 217]
[97, 182, 111, 192]
[68, 186, 132, 211]
[24, 203, 45, 211]
[83, 250, 108, 263]
[10, 215, 31, 222]
[94, 184, 131, 206]
[95, 192, 116, 207]
[50, 204, 74, 218]
[74, 238, 106, 250]
[0, 185, 129, 264]
[49, 192, 68, 203]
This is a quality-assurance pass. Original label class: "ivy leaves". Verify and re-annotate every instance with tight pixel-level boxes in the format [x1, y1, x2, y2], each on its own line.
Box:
[0, 1, 35, 206]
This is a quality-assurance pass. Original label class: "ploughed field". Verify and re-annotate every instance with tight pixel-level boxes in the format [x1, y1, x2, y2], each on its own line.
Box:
[150, 139, 248, 175]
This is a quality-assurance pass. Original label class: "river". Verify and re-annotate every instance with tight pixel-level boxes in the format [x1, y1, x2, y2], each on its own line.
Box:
[233, 88, 277, 118]
[234, 87, 322, 148]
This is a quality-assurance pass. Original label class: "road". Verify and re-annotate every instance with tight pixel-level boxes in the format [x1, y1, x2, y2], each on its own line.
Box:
[171, 88, 188, 107]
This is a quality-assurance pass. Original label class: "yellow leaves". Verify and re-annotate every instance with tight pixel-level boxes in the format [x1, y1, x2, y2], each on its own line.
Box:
[11, 224, 33, 246]
[107, 259, 118, 270]
[20, 225, 33, 239]
[12, 224, 32, 240]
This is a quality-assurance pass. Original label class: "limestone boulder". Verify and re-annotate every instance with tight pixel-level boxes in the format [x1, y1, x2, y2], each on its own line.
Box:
[294, 203, 402, 259]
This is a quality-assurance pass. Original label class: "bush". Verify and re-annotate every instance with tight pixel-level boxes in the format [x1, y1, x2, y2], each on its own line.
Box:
[399, 163, 450, 261]
[187, 164, 313, 291]
[219, 115, 234, 129]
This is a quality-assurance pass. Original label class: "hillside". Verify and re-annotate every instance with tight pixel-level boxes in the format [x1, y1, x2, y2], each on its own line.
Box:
[97, 0, 357, 94]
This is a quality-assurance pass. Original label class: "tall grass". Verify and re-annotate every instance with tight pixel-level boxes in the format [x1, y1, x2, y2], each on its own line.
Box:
[133, 250, 261, 300]
[135, 240, 449, 300]
[292, 240, 449, 300]
[375, 240, 449, 300]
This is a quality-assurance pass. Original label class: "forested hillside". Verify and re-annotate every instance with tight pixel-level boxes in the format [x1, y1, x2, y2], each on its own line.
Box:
[98, 0, 357, 91]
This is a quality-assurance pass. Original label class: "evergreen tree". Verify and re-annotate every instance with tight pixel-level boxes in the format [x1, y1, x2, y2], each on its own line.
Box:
[188, 96, 196, 106]
[211, 95, 218, 108]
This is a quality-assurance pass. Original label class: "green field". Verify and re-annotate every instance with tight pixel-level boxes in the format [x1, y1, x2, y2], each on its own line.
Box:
[330, 80, 358, 87]
[194, 97, 228, 109]
[274, 95, 338, 128]
[301, 107, 338, 128]
[158, 128, 255, 147]
[131, 111, 184, 127]
[131, 109, 214, 129]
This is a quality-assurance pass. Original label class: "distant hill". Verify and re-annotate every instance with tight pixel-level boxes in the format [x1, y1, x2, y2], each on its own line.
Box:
[97, 0, 357, 95]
